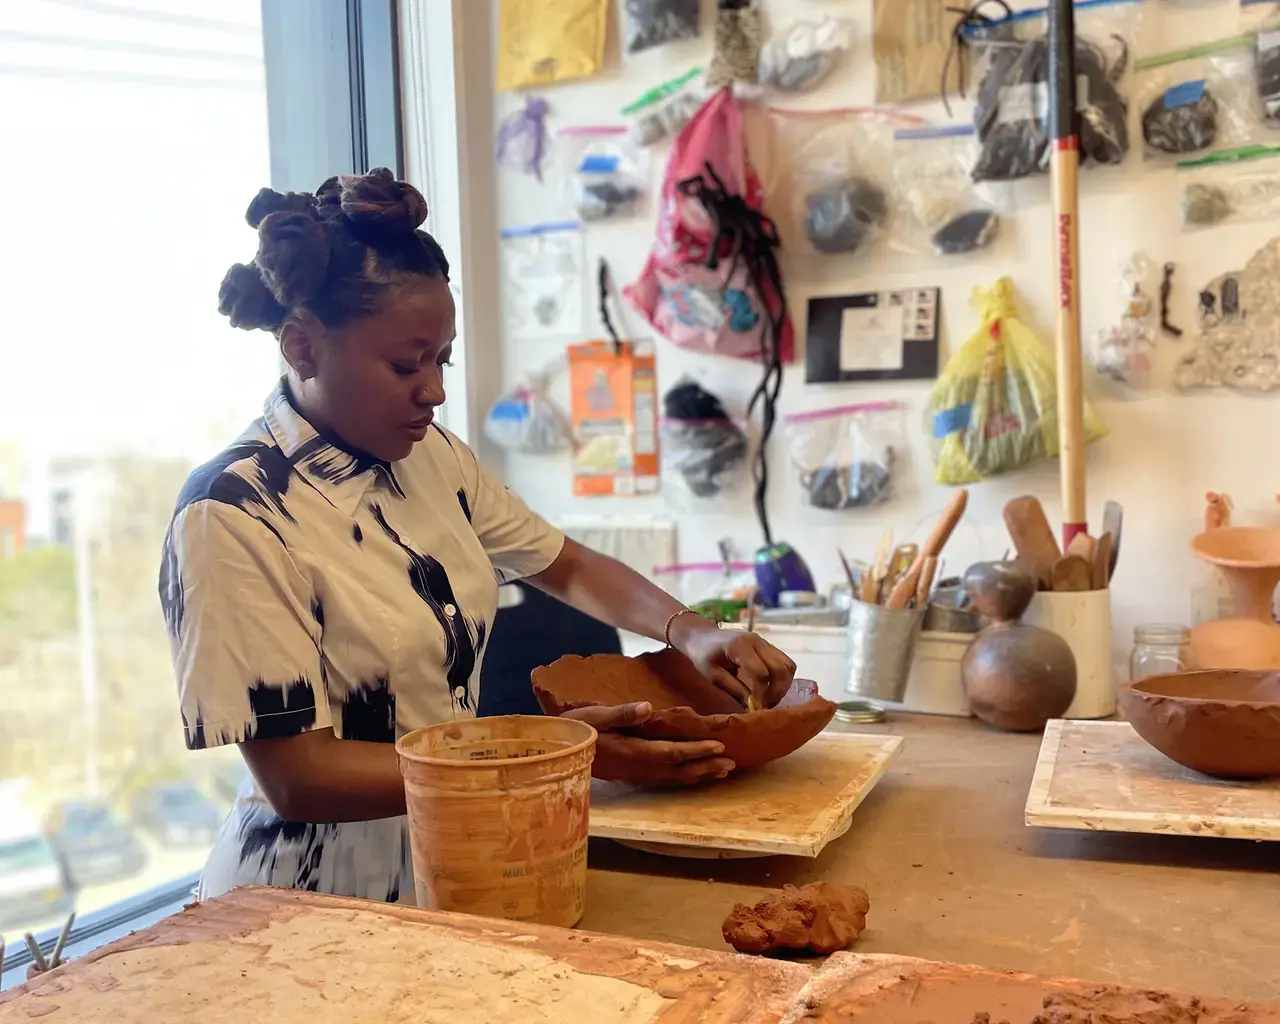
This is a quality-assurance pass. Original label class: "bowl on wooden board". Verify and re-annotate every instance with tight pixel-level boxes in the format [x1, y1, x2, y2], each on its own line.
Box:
[1118, 670, 1280, 779]
[531, 649, 837, 773]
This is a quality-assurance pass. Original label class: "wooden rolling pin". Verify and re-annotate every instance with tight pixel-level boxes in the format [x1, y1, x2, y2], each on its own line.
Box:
[885, 490, 969, 609]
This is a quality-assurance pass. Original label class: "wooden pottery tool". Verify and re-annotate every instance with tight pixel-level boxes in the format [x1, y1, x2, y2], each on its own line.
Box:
[916, 555, 939, 606]
[1048, 0, 1088, 549]
[837, 549, 861, 596]
[1065, 532, 1096, 565]
[885, 490, 969, 610]
[861, 529, 894, 604]
[1050, 554, 1092, 592]
[1102, 500, 1123, 577]
[1092, 532, 1113, 589]
[745, 593, 761, 711]
[1003, 496, 1061, 590]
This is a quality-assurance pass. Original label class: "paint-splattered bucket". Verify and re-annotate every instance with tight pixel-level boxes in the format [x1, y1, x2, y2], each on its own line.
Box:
[396, 715, 596, 928]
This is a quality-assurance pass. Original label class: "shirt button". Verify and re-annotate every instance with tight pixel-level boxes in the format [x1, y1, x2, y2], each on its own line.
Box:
[443, 603, 457, 616]
[453, 686, 466, 699]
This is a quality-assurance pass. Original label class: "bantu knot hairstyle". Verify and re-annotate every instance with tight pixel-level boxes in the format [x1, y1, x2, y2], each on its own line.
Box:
[217, 168, 450, 333]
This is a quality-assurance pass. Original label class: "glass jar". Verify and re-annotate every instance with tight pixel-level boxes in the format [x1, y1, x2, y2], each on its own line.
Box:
[1129, 624, 1191, 682]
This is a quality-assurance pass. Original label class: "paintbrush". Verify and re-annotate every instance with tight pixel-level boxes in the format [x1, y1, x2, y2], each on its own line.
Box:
[745, 590, 761, 711]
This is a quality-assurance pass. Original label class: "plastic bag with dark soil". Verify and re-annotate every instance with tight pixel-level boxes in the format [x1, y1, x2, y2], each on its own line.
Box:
[659, 378, 749, 504]
[624, 0, 700, 55]
[784, 402, 906, 511]
[963, 1, 1140, 183]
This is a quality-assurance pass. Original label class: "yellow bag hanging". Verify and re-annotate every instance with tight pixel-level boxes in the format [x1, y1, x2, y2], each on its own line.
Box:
[496, 0, 608, 92]
[925, 277, 1106, 485]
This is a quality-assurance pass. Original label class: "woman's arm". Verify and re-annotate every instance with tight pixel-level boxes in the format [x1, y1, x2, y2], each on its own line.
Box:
[527, 538, 797, 707]
[239, 730, 405, 823]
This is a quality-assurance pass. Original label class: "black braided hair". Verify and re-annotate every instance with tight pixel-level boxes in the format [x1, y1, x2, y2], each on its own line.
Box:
[217, 168, 450, 334]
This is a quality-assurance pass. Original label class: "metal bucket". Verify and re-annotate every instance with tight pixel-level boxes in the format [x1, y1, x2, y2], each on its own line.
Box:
[396, 715, 596, 928]
[846, 600, 926, 703]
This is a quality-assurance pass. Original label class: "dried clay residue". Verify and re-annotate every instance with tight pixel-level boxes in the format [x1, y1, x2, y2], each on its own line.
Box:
[722, 882, 870, 955]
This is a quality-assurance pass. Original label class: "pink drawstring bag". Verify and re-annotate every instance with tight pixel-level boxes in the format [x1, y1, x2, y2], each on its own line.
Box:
[625, 88, 794, 364]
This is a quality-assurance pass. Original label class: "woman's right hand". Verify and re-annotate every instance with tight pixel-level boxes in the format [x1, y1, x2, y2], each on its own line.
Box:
[560, 702, 735, 786]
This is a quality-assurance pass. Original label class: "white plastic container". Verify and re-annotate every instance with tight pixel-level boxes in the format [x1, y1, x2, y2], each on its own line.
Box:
[881, 631, 975, 717]
[1023, 589, 1115, 719]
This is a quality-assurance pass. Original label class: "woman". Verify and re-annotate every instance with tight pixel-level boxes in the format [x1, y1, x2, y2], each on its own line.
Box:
[159, 168, 796, 904]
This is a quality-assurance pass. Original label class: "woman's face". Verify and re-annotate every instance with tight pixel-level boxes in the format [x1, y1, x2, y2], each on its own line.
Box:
[289, 276, 456, 462]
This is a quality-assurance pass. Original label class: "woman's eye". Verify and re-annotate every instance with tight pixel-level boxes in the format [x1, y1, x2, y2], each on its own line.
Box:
[390, 363, 418, 377]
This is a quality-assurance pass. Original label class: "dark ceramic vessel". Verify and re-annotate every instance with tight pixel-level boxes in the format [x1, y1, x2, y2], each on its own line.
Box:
[532, 650, 837, 772]
[1119, 670, 1280, 779]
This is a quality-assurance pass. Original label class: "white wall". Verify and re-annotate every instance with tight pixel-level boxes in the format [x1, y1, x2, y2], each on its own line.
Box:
[473, 0, 1280, 667]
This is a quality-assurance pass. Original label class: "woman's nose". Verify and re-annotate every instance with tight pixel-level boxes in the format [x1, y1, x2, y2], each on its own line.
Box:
[415, 377, 445, 407]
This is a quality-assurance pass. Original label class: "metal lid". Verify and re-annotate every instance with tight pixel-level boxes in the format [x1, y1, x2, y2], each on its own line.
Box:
[834, 700, 887, 724]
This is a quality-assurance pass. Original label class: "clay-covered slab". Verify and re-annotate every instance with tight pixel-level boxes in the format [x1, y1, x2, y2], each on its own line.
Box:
[1118, 670, 1280, 779]
[532, 649, 837, 771]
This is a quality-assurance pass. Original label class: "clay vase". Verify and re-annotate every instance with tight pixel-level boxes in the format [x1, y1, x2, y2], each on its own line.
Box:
[960, 561, 1077, 732]
[1188, 527, 1280, 671]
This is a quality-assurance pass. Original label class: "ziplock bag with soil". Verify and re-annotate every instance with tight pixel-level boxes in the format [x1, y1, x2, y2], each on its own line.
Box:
[784, 402, 906, 510]
[1178, 144, 1280, 230]
[559, 126, 649, 222]
[499, 222, 585, 340]
[660, 377, 749, 506]
[958, 0, 1140, 182]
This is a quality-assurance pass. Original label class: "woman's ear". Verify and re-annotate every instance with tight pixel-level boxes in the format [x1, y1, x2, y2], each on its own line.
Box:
[280, 314, 322, 380]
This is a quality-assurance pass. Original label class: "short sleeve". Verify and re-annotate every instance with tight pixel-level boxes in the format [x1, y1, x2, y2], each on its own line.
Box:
[160, 500, 332, 750]
[449, 432, 564, 582]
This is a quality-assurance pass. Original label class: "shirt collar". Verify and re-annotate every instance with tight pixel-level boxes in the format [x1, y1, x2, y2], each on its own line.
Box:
[263, 379, 405, 517]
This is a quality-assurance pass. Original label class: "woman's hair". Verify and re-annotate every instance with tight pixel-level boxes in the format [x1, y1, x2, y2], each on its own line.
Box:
[217, 168, 450, 333]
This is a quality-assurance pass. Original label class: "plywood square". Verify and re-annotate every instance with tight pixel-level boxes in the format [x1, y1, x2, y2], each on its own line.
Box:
[590, 733, 904, 857]
[1025, 720, 1280, 840]
[0, 888, 813, 1024]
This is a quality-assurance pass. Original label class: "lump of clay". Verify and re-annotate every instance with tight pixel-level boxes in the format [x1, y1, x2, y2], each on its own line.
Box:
[804, 178, 888, 255]
[722, 882, 869, 955]
[932, 209, 1000, 256]
[531, 650, 837, 773]
[1142, 85, 1219, 155]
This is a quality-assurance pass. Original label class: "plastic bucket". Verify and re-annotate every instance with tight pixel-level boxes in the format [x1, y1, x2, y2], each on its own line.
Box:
[396, 715, 597, 928]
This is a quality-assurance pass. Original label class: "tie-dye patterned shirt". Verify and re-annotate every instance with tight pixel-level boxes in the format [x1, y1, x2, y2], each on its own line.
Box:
[159, 382, 564, 904]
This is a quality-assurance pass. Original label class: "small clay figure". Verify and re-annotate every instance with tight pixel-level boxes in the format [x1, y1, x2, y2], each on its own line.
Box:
[1204, 491, 1234, 532]
[960, 561, 1077, 732]
[722, 882, 869, 955]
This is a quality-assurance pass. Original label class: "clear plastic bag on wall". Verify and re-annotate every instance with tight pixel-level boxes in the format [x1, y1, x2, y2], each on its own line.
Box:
[758, 16, 855, 93]
[660, 417, 749, 506]
[484, 375, 571, 454]
[1178, 144, 1280, 231]
[766, 107, 901, 260]
[964, 0, 1141, 181]
[1133, 41, 1259, 161]
[783, 401, 906, 510]
[891, 125, 1009, 258]
[1243, 0, 1280, 125]
[559, 126, 649, 222]
[651, 561, 756, 623]
[625, 0, 700, 55]
[622, 67, 706, 147]
[499, 221, 585, 340]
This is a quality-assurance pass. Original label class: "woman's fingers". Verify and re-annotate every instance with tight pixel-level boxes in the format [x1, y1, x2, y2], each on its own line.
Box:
[709, 666, 752, 706]
[754, 639, 798, 706]
[560, 701, 653, 731]
[593, 733, 734, 786]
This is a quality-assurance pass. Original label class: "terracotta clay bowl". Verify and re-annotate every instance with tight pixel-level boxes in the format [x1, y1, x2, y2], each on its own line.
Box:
[1118, 670, 1280, 779]
[531, 649, 837, 772]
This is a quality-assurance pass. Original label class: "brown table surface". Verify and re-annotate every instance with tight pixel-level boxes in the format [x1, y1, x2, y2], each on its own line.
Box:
[582, 714, 1280, 1003]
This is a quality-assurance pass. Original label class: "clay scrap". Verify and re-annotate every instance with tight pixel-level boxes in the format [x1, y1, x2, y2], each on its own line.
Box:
[532, 650, 837, 772]
[722, 882, 870, 956]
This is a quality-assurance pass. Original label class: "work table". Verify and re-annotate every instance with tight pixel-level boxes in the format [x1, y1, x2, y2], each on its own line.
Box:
[583, 714, 1279, 1002]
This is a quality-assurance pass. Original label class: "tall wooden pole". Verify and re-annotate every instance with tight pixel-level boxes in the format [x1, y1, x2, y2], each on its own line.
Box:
[1048, 0, 1087, 548]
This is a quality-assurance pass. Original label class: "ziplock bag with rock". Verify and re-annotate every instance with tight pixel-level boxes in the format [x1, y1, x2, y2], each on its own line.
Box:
[500, 222, 585, 340]
[892, 124, 1009, 257]
[625, 0, 700, 55]
[484, 373, 571, 454]
[926, 277, 1105, 485]
[559, 127, 649, 222]
[660, 377, 749, 506]
[625, 87, 794, 363]
[784, 402, 906, 511]
[1133, 37, 1258, 161]
[1179, 144, 1280, 230]
[960, 0, 1140, 182]
[767, 107, 903, 260]
[623, 68, 706, 147]
[707, 0, 762, 90]
[1243, 0, 1280, 126]
[758, 16, 855, 93]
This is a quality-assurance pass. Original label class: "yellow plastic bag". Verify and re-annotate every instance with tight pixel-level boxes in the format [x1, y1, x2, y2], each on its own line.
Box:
[926, 277, 1105, 485]
[496, 0, 608, 92]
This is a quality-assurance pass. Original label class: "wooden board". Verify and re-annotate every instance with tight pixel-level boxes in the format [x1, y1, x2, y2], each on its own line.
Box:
[778, 953, 1280, 1023]
[590, 733, 904, 858]
[0, 887, 812, 1024]
[1025, 720, 1280, 840]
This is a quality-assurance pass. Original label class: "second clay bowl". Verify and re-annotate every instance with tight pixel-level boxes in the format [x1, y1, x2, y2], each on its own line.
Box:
[531, 649, 837, 773]
[1118, 670, 1280, 779]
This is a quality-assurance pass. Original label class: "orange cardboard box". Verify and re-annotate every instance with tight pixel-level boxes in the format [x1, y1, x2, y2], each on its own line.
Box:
[567, 340, 658, 497]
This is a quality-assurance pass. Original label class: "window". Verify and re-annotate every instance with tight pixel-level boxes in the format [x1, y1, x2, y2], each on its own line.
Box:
[0, 0, 403, 964]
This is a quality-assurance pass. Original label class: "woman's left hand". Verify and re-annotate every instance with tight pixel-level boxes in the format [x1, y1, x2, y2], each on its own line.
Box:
[670, 613, 797, 709]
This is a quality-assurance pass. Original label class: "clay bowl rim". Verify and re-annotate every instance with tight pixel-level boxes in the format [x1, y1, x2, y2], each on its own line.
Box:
[1189, 527, 1280, 570]
[395, 716, 599, 769]
[1121, 670, 1280, 711]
